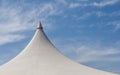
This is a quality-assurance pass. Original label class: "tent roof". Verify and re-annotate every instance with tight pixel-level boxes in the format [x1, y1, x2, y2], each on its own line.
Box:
[0, 23, 117, 75]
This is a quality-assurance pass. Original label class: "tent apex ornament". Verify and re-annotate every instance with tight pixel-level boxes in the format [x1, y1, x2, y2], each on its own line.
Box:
[37, 22, 43, 29]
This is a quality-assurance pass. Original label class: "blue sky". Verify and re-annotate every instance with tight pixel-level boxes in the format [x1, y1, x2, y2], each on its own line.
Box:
[0, 0, 120, 74]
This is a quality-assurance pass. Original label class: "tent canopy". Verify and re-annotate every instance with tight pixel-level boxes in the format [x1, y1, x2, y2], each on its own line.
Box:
[0, 23, 117, 75]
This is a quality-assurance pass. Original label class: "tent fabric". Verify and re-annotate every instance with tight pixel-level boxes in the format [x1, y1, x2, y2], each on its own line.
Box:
[0, 23, 118, 75]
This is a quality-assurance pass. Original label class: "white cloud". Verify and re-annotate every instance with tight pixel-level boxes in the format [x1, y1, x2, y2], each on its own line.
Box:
[92, 0, 119, 7]
[69, 3, 80, 8]
[55, 0, 67, 5]
[113, 21, 120, 30]
[77, 0, 88, 1]
[0, 1, 62, 45]
[69, 3, 89, 8]
[75, 45, 120, 62]
[69, 0, 119, 8]
[0, 34, 25, 45]
[59, 41, 120, 63]
[0, 5, 28, 45]
[91, 10, 120, 18]
[107, 21, 120, 31]
[78, 13, 91, 19]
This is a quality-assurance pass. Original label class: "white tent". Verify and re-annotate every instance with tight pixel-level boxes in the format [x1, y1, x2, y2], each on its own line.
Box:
[0, 23, 118, 75]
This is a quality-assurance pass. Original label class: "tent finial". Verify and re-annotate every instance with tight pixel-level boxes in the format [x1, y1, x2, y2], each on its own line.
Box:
[37, 22, 43, 29]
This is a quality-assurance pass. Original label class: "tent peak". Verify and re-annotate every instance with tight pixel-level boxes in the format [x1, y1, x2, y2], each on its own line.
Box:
[37, 22, 43, 29]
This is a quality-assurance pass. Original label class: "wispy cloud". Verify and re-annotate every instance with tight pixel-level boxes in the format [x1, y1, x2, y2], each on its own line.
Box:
[78, 13, 91, 20]
[69, 3, 80, 8]
[59, 42, 120, 63]
[107, 20, 120, 31]
[0, 1, 62, 45]
[92, 0, 119, 7]
[69, 0, 119, 8]
[53, 36, 120, 63]
[75, 45, 120, 63]
[89, 11, 120, 18]
[0, 34, 25, 45]
[74, 9, 120, 20]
